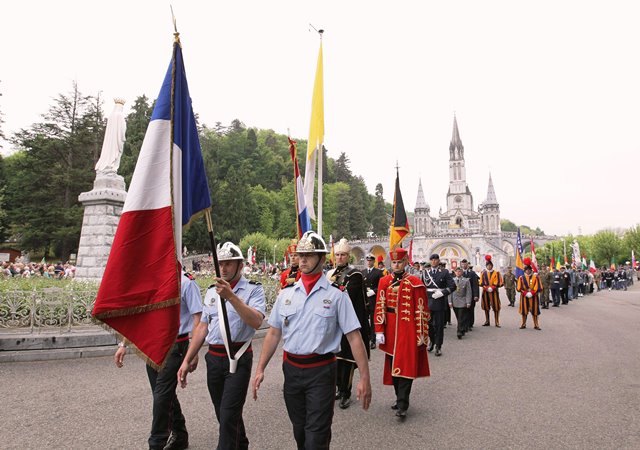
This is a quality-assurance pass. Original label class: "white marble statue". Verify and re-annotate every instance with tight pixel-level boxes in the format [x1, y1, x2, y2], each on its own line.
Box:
[95, 98, 126, 175]
[570, 239, 581, 266]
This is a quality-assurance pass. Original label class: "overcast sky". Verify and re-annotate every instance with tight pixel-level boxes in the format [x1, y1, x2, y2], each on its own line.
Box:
[2, 1, 638, 236]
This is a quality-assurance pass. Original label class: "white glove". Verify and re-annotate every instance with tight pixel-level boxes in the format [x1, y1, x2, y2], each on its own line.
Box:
[432, 290, 444, 299]
[375, 333, 385, 345]
[526, 292, 533, 298]
[559, 287, 563, 291]
[366, 288, 375, 297]
[487, 287, 494, 293]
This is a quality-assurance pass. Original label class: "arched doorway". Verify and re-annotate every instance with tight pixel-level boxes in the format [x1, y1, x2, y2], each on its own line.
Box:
[428, 242, 469, 270]
[351, 246, 365, 266]
[369, 245, 387, 268]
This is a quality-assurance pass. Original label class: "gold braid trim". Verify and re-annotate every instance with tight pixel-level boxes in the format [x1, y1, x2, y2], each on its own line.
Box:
[375, 290, 386, 325]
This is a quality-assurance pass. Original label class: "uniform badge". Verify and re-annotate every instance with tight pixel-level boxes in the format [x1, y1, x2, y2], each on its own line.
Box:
[284, 317, 289, 327]
[204, 289, 219, 307]
[323, 299, 332, 304]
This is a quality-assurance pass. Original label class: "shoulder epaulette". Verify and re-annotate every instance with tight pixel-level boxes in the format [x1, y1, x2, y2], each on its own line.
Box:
[404, 276, 425, 289]
[184, 272, 195, 280]
[248, 280, 262, 285]
[281, 283, 294, 289]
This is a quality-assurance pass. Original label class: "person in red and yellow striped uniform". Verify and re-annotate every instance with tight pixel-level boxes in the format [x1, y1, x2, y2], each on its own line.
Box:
[516, 258, 541, 330]
[479, 255, 503, 327]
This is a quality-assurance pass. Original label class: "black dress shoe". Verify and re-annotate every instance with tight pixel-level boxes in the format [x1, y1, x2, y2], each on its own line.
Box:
[435, 347, 442, 356]
[391, 401, 398, 410]
[335, 390, 342, 400]
[427, 342, 434, 352]
[482, 322, 490, 326]
[339, 396, 352, 409]
[370, 341, 376, 349]
[552, 304, 559, 307]
[519, 325, 526, 329]
[395, 409, 407, 419]
[457, 333, 462, 339]
[163, 433, 189, 450]
[534, 326, 541, 330]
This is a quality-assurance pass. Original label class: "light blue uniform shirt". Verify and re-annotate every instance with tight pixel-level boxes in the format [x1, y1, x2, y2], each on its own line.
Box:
[269, 275, 360, 355]
[201, 276, 266, 344]
[179, 272, 204, 335]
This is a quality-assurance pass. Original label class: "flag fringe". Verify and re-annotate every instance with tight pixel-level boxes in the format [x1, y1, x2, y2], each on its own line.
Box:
[93, 296, 181, 320]
[92, 319, 168, 371]
[183, 207, 210, 231]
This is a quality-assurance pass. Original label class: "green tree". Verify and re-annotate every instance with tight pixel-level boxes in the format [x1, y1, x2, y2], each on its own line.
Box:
[8, 83, 105, 259]
[0, 155, 7, 242]
[371, 183, 388, 237]
[334, 152, 352, 183]
[119, 95, 153, 187]
[0, 81, 5, 147]
[500, 219, 518, 232]
[273, 181, 298, 239]
[348, 176, 369, 238]
[323, 182, 351, 239]
[622, 225, 640, 262]
[239, 232, 274, 265]
[591, 230, 621, 267]
[214, 166, 256, 243]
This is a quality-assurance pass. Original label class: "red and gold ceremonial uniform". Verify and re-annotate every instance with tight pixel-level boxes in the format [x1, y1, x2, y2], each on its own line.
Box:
[479, 269, 504, 326]
[279, 266, 301, 289]
[375, 272, 430, 384]
[517, 272, 541, 329]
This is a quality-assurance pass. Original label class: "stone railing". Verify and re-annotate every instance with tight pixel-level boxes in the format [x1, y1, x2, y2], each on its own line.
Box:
[0, 276, 281, 333]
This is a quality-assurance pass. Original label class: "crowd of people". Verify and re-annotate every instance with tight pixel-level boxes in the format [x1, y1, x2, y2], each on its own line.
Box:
[112, 234, 638, 450]
[0, 260, 76, 279]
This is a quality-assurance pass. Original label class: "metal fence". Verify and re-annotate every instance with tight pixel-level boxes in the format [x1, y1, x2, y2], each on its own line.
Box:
[0, 288, 97, 332]
[0, 276, 280, 333]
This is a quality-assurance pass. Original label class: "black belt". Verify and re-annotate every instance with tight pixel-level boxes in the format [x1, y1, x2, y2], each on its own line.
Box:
[386, 307, 396, 313]
[207, 342, 252, 357]
[175, 333, 189, 343]
[284, 351, 336, 368]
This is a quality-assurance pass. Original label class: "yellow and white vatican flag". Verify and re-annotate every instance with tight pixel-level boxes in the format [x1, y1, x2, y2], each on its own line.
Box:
[303, 32, 325, 226]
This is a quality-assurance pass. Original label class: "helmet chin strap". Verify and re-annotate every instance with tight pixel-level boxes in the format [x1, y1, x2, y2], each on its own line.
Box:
[226, 261, 242, 283]
[303, 254, 324, 274]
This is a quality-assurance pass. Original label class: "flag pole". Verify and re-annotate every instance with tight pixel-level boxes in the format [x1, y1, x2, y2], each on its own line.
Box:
[204, 210, 236, 368]
[288, 132, 302, 239]
[318, 145, 323, 237]
[317, 29, 324, 238]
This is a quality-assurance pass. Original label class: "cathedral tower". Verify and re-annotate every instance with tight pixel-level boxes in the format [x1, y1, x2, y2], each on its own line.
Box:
[414, 178, 433, 235]
[446, 115, 474, 213]
[480, 173, 500, 233]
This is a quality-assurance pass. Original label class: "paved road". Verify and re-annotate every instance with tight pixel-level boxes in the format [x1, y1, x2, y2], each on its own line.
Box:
[2, 285, 639, 449]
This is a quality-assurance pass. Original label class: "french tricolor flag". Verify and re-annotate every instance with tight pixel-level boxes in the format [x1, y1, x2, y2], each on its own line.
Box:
[288, 137, 311, 238]
[92, 37, 211, 369]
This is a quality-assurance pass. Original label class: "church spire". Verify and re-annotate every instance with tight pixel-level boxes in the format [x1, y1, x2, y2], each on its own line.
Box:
[415, 177, 430, 211]
[449, 114, 464, 161]
[485, 173, 498, 204]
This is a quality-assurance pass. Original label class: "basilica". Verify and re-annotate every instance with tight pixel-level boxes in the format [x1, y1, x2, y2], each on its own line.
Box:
[409, 116, 515, 270]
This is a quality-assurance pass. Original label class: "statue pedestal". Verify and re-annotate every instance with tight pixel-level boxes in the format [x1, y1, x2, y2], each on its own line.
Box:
[74, 174, 127, 282]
